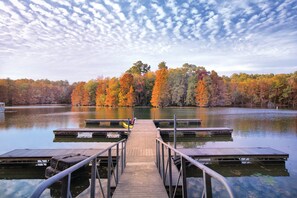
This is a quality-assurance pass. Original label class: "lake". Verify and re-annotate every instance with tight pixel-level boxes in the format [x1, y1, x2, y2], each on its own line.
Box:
[0, 106, 296, 197]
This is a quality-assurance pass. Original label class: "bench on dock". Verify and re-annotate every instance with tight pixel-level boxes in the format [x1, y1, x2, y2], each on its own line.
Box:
[85, 119, 131, 126]
[178, 147, 289, 165]
[154, 119, 201, 126]
[158, 127, 233, 136]
[0, 148, 115, 166]
[53, 128, 129, 138]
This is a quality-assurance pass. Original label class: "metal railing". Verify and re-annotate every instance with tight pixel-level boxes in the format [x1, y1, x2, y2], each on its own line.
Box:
[156, 138, 234, 198]
[31, 139, 127, 198]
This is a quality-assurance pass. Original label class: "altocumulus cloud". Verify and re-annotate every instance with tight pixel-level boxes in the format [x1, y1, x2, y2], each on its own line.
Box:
[0, 0, 296, 82]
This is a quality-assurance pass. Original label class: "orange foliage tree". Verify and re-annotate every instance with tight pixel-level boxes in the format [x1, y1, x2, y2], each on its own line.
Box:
[95, 78, 107, 106]
[105, 77, 119, 107]
[151, 62, 169, 107]
[71, 82, 85, 106]
[196, 79, 209, 107]
[118, 73, 134, 106]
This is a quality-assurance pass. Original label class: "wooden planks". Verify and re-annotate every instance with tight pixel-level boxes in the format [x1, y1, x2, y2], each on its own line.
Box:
[53, 128, 129, 137]
[85, 119, 130, 125]
[178, 147, 289, 164]
[158, 127, 233, 136]
[154, 119, 201, 126]
[112, 119, 168, 198]
[0, 148, 109, 165]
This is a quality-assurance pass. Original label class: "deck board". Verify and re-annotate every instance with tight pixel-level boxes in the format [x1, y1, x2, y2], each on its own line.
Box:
[0, 149, 107, 164]
[112, 119, 168, 198]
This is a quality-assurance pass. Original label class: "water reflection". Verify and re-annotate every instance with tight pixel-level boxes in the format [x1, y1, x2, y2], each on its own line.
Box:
[0, 106, 296, 197]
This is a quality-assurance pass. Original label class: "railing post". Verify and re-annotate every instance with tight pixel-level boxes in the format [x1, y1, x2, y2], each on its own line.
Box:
[203, 171, 212, 198]
[107, 149, 112, 198]
[181, 157, 187, 198]
[90, 158, 96, 198]
[156, 140, 160, 174]
[168, 148, 173, 198]
[161, 143, 165, 184]
[116, 144, 119, 185]
[121, 141, 124, 174]
[61, 174, 70, 198]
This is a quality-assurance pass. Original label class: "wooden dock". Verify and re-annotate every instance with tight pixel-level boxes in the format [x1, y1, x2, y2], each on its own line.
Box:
[53, 128, 129, 137]
[158, 127, 233, 136]
[178, 147, 289, 164]
[0, 149, 110, 165]
[154, 119, 201, 126]
[112, 119, 168, 198]
[85, 119, 130, 125]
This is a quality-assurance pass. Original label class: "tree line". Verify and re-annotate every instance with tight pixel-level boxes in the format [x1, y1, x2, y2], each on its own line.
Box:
[0, 61, 296, 108]
[71, 61, 297, 108]
[0, 79, 73, 105]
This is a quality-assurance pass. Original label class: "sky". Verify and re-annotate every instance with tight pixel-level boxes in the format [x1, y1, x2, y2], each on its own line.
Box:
[0, 0, 297, 82]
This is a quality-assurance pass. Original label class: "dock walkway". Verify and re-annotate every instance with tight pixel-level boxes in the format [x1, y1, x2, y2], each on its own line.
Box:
[112, 119, 168, 198]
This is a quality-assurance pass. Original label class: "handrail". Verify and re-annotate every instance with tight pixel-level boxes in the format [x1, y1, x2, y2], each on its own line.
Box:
[156, 138, 234, 198]
[31, 139, 127, 198]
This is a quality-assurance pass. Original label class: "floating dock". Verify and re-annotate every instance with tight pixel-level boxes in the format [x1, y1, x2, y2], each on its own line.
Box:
[0, 148, 112, 166]
[85, 119, 131, 125]
[178, 147, 289, 164]
[153, 119, 201, 126]
[53, 128, 129, 138]
[158, 127, 233, 136]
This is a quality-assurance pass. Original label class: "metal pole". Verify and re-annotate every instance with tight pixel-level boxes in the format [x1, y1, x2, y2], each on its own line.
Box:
[107, 149, 112, 198]
[116, 144, 119, 185]
[181, 157, 187, 198]
[203, 171, 213, 198]
[174, 114, 177, 150]
[90, 159, 96, 198]
[168, 148, 173, 198]
[121, 141, 124, 174]
[161, 143, 165, 184]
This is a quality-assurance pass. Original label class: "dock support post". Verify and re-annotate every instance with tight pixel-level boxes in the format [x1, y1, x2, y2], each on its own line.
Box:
[161, 143, 165, 184]
[61, 174, 71, 198]
[181, 157, 187, 198]
[90, 159, 96, 198]
[121, 141, 124, 174]
[116, 144, 119, 185]
[107, 149, 112, 198]
[174, 114, 177, 150]
[203, 171, 212, 198]
[168, 148, 173, 198]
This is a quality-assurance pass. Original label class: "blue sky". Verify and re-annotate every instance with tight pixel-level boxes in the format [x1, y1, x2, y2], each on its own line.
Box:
[0, 0, 296, 82]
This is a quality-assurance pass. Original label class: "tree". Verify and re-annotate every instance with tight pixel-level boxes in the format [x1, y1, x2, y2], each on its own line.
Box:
[96, 78, 107, 106]
[126, 60, 151, 75]
[105, 77, 119, 107]
[151, 62, 169, 107]
[196, 78, 209, 107]
[118, 73, 134, 106]
[71, 82, 85, 106]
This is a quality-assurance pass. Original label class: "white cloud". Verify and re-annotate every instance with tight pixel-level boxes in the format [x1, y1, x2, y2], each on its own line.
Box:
[0, 0, 296, 82]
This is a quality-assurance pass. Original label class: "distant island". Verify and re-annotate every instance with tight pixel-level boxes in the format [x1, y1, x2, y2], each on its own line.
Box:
[0, 61, 296, 108]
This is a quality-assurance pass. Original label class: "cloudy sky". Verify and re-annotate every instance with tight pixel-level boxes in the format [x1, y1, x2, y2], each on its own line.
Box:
[0, 0, 296, 82]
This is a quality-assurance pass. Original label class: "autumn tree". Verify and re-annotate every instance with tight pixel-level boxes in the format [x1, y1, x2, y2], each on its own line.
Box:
[118, 73, 134, 106]
[151, 61, 169, 107]
[71, 82, 85, 106]
[96, 78, 108, 106]
[105, 77, 119, 107]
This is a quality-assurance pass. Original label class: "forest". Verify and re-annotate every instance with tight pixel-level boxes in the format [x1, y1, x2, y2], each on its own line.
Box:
[0, 61, 296, 108]
[0, 79, 73, 105]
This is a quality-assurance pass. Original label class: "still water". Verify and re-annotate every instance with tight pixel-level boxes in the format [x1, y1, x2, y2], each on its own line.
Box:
[0, 106, 296, 197]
